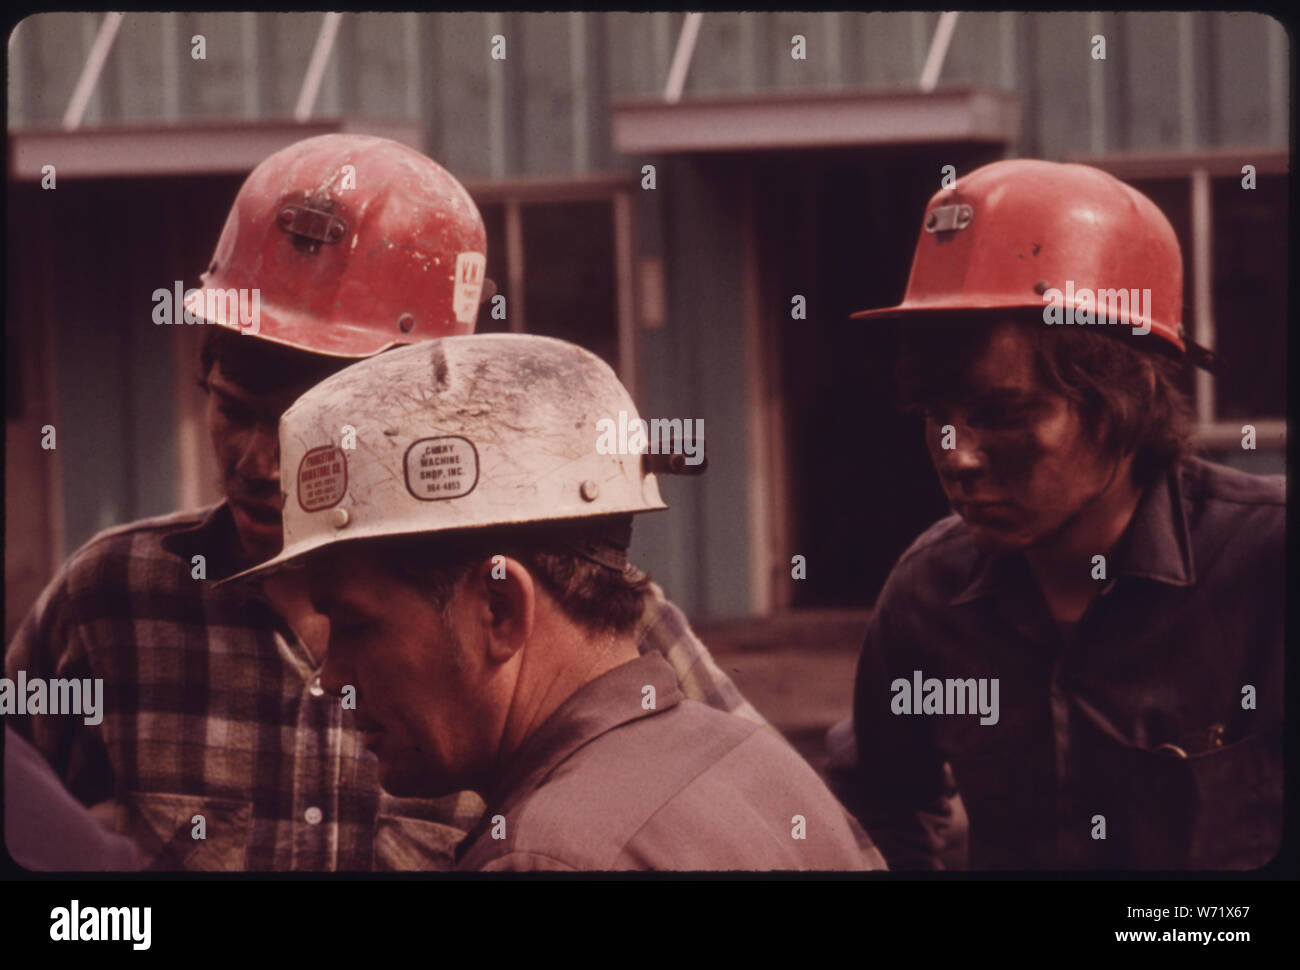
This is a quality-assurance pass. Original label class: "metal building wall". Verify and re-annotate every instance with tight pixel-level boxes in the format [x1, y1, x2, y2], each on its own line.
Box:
[10, 13, 1288, 169]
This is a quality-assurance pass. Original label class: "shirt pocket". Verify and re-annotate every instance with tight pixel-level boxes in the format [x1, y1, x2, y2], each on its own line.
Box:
[372, 814, 466, 871]
[122, 792, 252, 871]
[1108, 731, 1279, 870]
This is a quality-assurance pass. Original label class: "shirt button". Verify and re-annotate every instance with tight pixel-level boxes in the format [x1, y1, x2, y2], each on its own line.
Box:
[309, 676, 325, 697]
[304, 806, 323, 825]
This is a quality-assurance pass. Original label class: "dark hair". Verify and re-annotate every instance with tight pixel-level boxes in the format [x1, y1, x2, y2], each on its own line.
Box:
[377, 517, 650, 638]
[199, 326, 346, 394]
[896, 313, 1197, 486]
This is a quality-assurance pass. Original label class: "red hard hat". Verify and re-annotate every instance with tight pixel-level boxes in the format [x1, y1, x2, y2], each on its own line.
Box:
[185, 134, 487, 357]
[853, 159, 1219, 369]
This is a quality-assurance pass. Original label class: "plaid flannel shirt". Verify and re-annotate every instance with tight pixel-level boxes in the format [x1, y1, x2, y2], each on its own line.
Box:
[5, 501, 770, 871]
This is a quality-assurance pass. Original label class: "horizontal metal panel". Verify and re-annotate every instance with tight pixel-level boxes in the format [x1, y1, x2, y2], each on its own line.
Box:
[611, 87, 1019, 154]
[8, 118, 424, 179]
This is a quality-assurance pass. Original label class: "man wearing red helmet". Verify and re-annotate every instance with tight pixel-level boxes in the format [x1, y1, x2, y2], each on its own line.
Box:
[5, 135, 775, 870]
[829, 159, 1283, 870]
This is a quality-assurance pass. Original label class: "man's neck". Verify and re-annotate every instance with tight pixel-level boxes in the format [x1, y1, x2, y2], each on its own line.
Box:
[259, 570, 331, 666]
[1023, 468, 1146, 623]
[500, 625, 640, 768]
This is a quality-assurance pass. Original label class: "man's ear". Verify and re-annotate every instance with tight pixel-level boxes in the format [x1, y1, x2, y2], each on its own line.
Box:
[471, 555, 535, 665]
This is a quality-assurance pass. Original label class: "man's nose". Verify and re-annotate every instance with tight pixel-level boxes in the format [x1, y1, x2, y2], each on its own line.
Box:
[236, 424, 280, 481]
[933, 421, 987, 485]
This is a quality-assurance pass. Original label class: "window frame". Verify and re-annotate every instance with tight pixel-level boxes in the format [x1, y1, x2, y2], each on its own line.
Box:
[1068, 148, 1288, 451]
[463, 174, 641, 400]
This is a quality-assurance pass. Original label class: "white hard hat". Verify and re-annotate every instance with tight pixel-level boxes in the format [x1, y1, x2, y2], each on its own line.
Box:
[227, 333, 669, 582]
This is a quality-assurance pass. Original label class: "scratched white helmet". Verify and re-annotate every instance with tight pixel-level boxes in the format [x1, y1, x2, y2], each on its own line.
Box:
[228, 333, 676, 581]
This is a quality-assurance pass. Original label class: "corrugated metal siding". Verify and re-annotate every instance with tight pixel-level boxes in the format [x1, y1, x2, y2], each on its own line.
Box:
[10, 12, 1289, 174]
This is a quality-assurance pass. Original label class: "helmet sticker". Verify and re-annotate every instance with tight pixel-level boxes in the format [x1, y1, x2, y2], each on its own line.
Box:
[404, 436, 480, 501]
[453, 252, 486, 325]
[297, 445, 348, 511]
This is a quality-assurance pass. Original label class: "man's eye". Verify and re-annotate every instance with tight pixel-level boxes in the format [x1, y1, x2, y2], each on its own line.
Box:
[971, 406, 1028, 429]
[330, 619, 370, 637]
[218, 402, 254, 424]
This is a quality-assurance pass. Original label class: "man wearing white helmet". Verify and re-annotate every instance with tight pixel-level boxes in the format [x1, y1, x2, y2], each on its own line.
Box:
[5, 134, 787, 870]
[228, 333, 880, 870]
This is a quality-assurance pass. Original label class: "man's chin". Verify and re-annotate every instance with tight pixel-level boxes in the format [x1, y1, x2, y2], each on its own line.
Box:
[231, 504, 284, 561]
[964, 520, 1034, 554]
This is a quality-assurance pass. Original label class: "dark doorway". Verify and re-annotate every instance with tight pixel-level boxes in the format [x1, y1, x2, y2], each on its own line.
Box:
[751, 144, 1006, 609]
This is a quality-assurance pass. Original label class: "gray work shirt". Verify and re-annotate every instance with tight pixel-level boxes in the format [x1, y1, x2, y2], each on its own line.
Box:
[456, 653, 883, 871]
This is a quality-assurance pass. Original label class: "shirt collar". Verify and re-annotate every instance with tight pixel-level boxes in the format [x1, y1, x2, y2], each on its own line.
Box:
[1109, 461, 1195, 586]
[481, 652, 684, 817]
[160, 501, 258, 584]
[949, 460, 1196, 606]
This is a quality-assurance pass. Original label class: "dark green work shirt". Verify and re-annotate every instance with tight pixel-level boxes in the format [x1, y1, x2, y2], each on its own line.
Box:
[835, 456, 1283, 870]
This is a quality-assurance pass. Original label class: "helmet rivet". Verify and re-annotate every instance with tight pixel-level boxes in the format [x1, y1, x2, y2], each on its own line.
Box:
[328, 222, 346, 241]
[580, 480, 600, 502]
[278, 208, 295, 225]
[398, 313, 416, 333]
[331, 507, 350, 529]
[1033, 280, 1050, 295]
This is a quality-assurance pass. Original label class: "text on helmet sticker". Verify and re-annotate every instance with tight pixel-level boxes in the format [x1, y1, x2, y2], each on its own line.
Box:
[404, 436, 480, 501]
[453, 252, 486, 325]
[297, 445, 348, 512]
